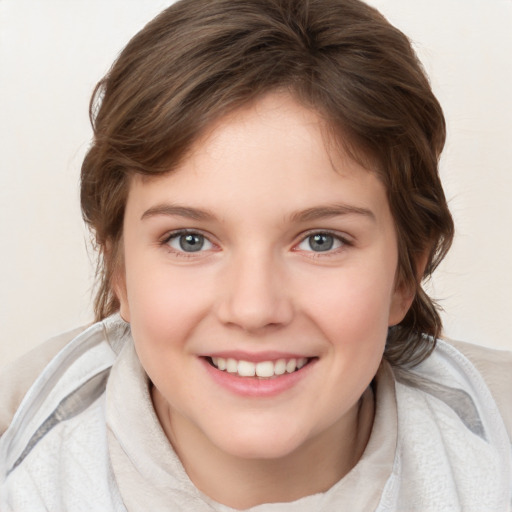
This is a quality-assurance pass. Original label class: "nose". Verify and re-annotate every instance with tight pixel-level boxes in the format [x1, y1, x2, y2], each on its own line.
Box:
[216, 251, 294, 333]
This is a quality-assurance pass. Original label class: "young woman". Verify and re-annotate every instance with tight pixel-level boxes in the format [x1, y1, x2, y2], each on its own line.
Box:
[1, 0, 511, 510]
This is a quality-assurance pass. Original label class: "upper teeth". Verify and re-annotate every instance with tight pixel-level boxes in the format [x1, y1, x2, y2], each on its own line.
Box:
[211, 357, 308, 378]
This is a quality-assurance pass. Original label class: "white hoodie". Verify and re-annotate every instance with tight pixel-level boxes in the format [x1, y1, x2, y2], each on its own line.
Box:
[1, 316, 511, 511]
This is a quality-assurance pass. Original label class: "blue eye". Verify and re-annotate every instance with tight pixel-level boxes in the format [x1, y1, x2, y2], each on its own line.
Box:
[297, 233, 343, 252]
[167, 232, 213, 253]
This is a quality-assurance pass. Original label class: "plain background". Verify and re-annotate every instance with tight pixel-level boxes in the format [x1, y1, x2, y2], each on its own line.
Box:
[1, 0, 511, 368]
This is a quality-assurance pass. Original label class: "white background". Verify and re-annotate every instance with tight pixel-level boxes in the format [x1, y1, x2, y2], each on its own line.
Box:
[1, 0, 511, 368]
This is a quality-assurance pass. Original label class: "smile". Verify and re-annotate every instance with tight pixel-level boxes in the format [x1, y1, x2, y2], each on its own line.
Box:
[208, 357, 310, 378]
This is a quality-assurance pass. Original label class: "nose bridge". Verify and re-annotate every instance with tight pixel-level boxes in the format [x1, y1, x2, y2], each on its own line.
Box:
[217, 246, 292, 331]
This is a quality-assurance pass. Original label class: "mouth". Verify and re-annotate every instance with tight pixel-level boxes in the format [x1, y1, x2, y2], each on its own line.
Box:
[205, 356, 314, 379]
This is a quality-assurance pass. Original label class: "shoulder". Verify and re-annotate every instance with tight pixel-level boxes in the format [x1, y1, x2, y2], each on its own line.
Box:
[389, 342, 512, 508]
[0, 317, 127, 486]
[0, 325, 87, 436]
[3, 393, 126, 511]
[444, 338, 512, 440]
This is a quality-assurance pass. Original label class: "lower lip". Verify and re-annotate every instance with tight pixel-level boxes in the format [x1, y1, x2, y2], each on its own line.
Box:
[200, 358, 315, 398]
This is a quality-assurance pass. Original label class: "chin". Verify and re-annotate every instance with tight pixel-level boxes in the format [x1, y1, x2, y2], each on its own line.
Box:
[210, 425, 311, 461]
[221, 442, 301, 461]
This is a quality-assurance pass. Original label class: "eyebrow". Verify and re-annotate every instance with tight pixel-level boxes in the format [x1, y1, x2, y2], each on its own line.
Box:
[141, 204, 216, 221]
[290, 204, 376, 223]
[141, 203, 375, 223]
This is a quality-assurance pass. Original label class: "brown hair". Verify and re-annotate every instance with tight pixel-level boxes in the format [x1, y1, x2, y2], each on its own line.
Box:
[81, 0, 454, 367]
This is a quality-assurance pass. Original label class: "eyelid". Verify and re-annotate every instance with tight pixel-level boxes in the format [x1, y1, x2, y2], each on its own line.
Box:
[161, 229, 218, 254]
[294, 229, 352, 253]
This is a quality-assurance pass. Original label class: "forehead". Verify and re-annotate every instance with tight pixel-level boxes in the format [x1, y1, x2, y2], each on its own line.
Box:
[127, 93, 390, 224]
[189, 92, 376, 173]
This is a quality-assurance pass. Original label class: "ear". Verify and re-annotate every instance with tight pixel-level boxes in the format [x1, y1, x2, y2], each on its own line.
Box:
[113, 271, 131, 323]
[388, 251, 430, 326]
[107, 238, 131, 323]
[388, 283, 414, 327]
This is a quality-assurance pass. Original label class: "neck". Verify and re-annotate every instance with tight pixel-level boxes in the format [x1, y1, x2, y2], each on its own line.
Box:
[152, 385, 375, 509]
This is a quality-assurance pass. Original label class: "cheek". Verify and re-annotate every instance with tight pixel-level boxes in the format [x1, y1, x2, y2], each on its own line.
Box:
[308, 269, 394, 328]
[300, 263, 395, 349]
[126, 271, 214, 394]
[124, 258, 214, 351]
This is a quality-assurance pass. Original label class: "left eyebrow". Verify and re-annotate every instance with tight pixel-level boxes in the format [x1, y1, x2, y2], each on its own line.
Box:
[140, 204, 216, 221]
[290, 204, 376, 223]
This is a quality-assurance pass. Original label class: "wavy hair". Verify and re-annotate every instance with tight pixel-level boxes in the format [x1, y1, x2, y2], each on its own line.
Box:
[81, 0, 454, 367]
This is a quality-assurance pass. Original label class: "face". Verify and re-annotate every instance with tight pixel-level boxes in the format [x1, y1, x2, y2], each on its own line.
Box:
[117, 93, 410, 464]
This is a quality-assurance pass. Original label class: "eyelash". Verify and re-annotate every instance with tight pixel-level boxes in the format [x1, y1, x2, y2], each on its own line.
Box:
[294, 230, 352, 257]
[160, 229, 217, 258]
[159, 229, 351, 257]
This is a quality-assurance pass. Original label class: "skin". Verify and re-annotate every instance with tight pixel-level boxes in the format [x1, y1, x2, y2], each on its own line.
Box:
[116, 92, 412, 508]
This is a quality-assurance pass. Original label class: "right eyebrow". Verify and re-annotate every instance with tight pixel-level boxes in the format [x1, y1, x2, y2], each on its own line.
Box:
[289, 203, 376, 223]
[140, 204, 216, 221]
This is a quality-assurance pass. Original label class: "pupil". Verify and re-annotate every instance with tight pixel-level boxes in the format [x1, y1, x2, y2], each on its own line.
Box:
[309, 234, 333, 252]
[179, 234, 204, 252]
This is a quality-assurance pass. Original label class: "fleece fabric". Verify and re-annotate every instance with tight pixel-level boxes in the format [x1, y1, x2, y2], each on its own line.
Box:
[1, 316, 511, 511]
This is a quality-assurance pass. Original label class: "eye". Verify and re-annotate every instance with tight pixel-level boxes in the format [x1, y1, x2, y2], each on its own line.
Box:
[297, 232, 344, 252]
[166, 232, 214, 253]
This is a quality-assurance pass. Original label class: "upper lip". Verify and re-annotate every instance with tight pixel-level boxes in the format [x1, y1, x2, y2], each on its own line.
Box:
[200, 351, 314, 363]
